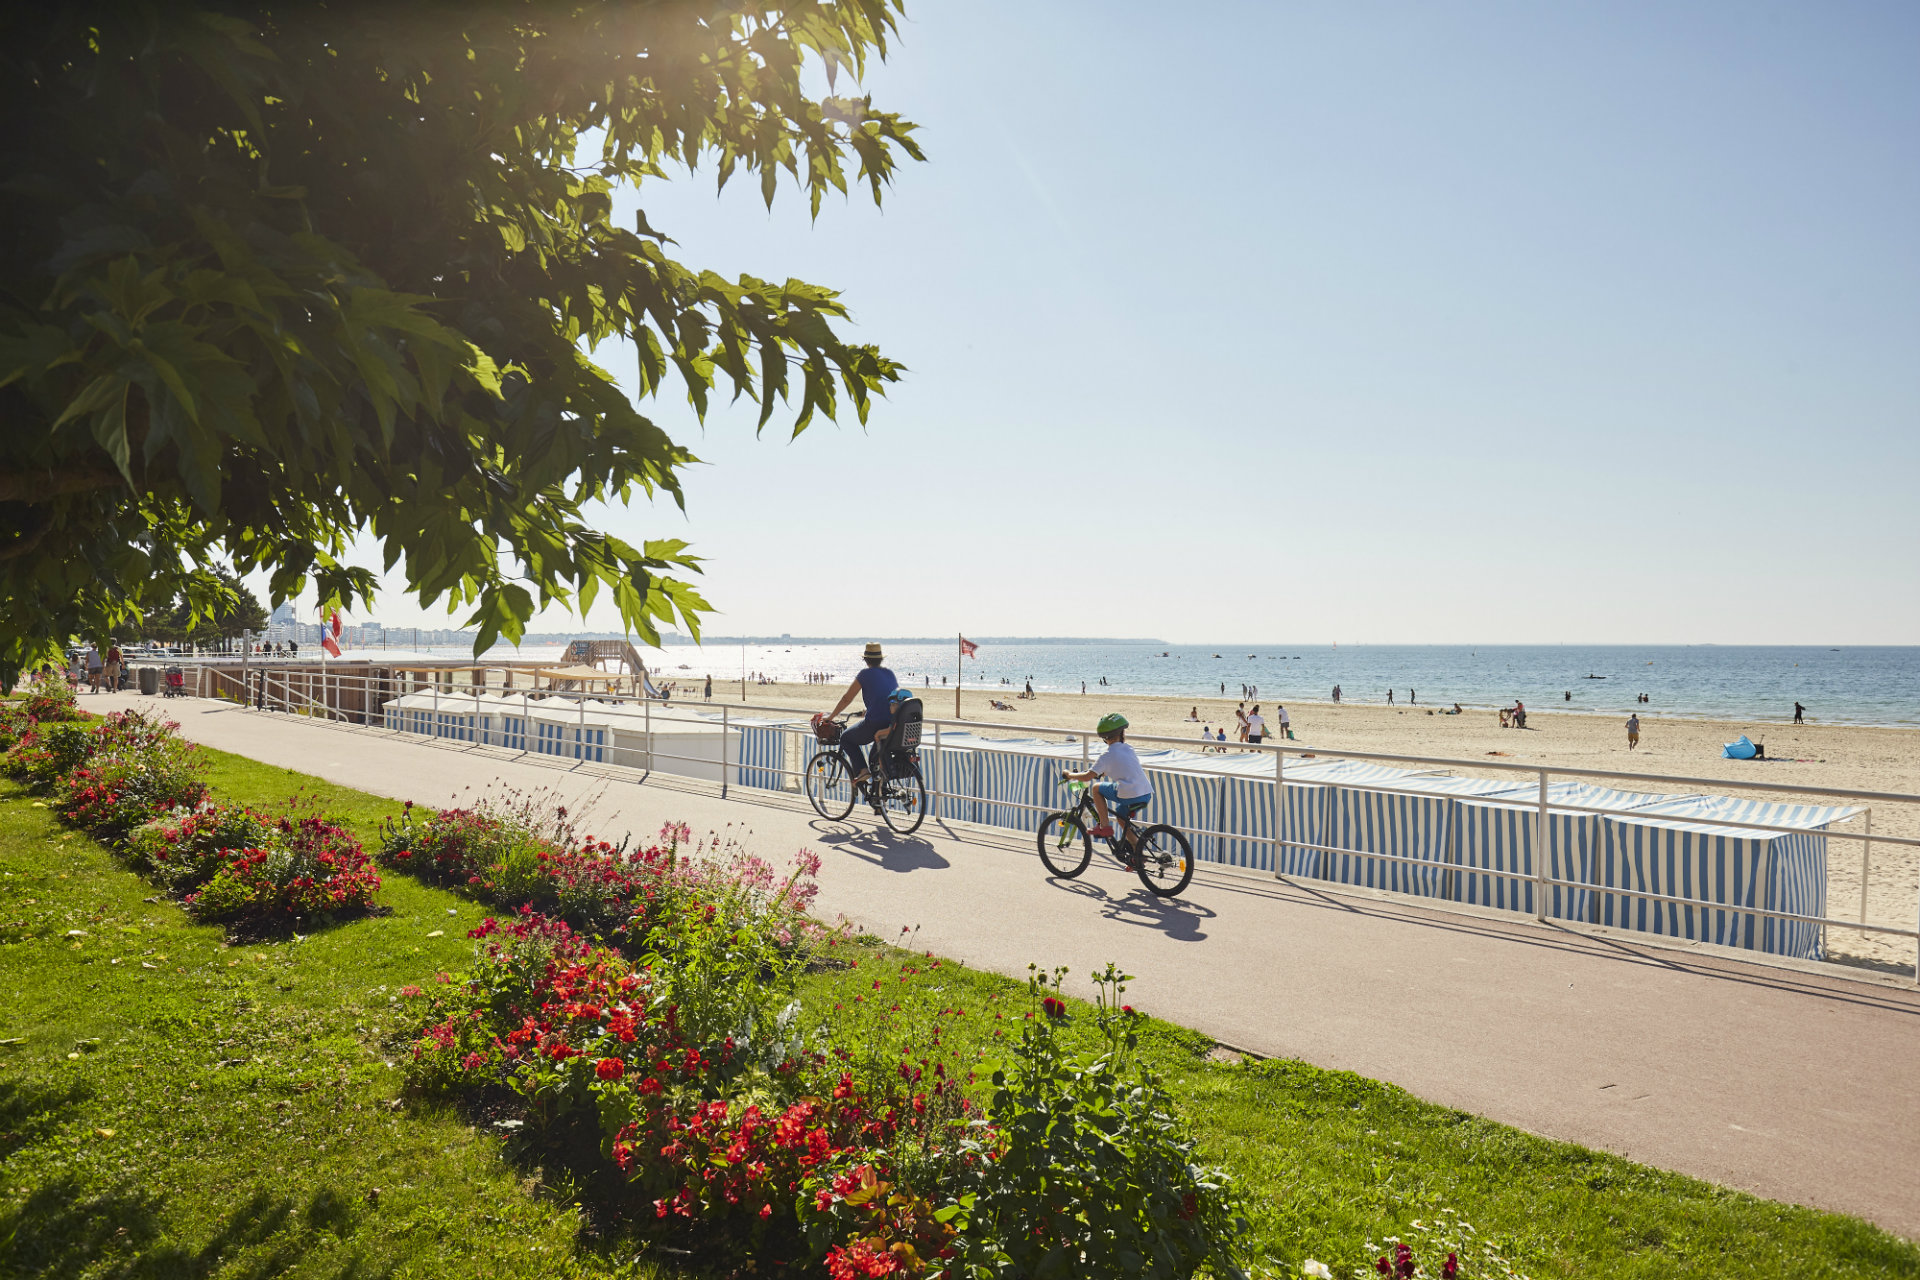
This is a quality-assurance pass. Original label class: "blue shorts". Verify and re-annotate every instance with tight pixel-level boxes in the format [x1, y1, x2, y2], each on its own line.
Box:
[1098, 782, 1151, 819]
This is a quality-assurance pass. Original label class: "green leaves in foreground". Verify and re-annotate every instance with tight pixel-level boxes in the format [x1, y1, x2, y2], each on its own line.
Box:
[0, 2, 924, 679]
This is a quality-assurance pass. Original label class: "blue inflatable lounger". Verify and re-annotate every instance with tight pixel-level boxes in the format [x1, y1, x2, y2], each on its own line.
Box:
[1723, 735, 1764, 760]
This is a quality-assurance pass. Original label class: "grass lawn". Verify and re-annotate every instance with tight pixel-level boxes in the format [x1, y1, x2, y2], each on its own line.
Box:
[1, 745, 1914, 1278]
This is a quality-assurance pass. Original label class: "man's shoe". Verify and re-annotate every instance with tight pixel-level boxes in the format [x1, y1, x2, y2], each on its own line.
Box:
[1089, 823, 1114, 839]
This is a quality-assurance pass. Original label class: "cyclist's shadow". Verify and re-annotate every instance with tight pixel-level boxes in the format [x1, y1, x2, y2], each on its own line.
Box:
[1046, 875, 1214, 942]
[807, 820, 949, 873]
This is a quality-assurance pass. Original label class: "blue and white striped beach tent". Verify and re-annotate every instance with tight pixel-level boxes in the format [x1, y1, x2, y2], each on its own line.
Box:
[1318, 774, 1518, 899]
[1450, 782, 1688, 918]
[1591, 795, 1857, 959]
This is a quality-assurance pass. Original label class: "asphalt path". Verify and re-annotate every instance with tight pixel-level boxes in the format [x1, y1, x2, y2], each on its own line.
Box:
[103, 694, 1920, 1238]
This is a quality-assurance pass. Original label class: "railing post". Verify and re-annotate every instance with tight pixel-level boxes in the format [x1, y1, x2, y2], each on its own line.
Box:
[933, 721, 942, 815]
[644, 694, 652, 775]
[520, 690, 529, 753]
[1859, 810, 1872, 924]
[578, 692, 586, 761]
[721, 704, 730, 798]
[432, 681, 439, 739]
[1272, 744, 1284, 878]
[1534, 769, 1550, 922]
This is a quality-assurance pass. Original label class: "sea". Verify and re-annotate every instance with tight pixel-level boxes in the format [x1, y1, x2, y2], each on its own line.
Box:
[371, 641, 1920, 728]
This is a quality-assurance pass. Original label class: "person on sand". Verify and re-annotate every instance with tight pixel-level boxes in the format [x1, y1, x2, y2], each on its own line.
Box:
[1794, 702, 1806, 724]
[1514, 700, 1527, 729]
[1277, 704, 1290, 738]
[1215, 726, 1227, 747]
[1626, 713, 1640, 749]
[1234, 704, 1249, 742]
[1186, 707, 1199, 722]
[703, 674, 712, 702]
[1386, 688, 1394, 705]
[1246, 705, 1266, 745]
[1062, 713, 1151, 847]
[1499, 706, 1511, 729]
[1332, 684, 1341, 704]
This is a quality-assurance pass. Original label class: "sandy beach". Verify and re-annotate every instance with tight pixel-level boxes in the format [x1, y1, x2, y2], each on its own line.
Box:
[688, 679, 1920, 974]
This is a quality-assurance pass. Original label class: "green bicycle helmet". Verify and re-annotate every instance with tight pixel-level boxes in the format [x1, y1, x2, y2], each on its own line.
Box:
[1096, 712, 1128, 735]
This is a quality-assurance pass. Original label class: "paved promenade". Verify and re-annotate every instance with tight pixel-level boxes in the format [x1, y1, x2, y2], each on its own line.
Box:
[108, 695, 1920, 1237]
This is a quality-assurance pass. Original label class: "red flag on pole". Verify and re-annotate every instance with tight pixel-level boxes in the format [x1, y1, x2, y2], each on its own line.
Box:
[321, 609, 342, 657]
[958, 636, 978, 658]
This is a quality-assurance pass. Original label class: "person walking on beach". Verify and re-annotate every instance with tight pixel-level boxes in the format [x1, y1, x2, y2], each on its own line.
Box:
[1234, 704, 1249, 742]
[1386, 688, 1394, 706]
[1409, 689, 1415, 705]
[1332, 684, 1341, 704]
[1626, 713, 1640, 749]
[1794, 702, 1806, 724]
[703, 674, 712, 702]
[1246, 705, 1266, 745]
[1277, 704, 1290, 739]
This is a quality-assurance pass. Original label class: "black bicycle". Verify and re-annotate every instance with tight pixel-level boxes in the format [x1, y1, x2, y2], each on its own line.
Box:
[804, 714, 928, 836]
[1036, 779, 1194, 898]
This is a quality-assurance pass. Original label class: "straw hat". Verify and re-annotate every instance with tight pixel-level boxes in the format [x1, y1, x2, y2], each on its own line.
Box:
[863, 642, 884, 661]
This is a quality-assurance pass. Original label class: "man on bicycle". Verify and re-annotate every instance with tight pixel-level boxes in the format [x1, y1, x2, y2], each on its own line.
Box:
[820, 642, 899, 797]
[1063, 713, 1151, 844]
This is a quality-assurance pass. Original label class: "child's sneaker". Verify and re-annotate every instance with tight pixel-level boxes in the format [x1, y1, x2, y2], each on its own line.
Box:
[1089, 823, 1114, 838]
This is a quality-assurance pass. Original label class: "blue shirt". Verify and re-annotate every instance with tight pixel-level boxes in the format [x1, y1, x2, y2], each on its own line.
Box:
[855, 666, 898, 724]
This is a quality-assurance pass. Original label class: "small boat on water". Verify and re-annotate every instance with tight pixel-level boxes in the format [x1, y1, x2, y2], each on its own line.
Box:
[1584, 674, 1606, 679]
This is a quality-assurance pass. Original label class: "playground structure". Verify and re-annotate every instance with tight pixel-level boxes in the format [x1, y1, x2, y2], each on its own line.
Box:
[558, 639, 662, 699]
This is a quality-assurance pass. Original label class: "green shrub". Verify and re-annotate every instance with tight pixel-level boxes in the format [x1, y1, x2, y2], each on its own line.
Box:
[961, 965, 1251, 1277]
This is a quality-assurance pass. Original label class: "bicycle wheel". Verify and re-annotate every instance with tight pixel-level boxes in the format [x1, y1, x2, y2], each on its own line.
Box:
[1036, 811, 1094, 879]
[805, 751, 856, 821]
[1133, 824, 1195, 897]
[879, 762, 927, 836]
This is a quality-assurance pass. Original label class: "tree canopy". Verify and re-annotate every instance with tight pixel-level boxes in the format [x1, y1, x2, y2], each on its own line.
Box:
[0, 1, 921, 682]
[144, 567, 267, 647]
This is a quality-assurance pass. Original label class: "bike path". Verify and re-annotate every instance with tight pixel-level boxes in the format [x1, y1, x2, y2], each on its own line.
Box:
[109, 696, 1920, 1238]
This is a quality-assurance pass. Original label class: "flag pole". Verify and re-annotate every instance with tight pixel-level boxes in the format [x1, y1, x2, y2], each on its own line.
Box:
[954, 634, 961, 719]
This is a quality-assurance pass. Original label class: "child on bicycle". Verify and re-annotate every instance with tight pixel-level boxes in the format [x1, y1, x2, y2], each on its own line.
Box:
[1063, 713, 1152, 845]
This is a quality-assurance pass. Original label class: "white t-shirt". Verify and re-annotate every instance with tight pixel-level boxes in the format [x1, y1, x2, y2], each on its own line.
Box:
[1094, 741, 1151, 799]
[1246, 714, 1266, 737]
[1278, 707, 1289, 726]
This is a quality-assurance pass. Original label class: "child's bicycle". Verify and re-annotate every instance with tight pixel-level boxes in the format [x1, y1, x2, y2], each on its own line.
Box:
[1036, 778, 1194, 898]
[804, 715, 928, 835]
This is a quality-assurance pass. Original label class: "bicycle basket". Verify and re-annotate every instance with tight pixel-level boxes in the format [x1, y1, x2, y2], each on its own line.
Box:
[813, 718, 843, 745]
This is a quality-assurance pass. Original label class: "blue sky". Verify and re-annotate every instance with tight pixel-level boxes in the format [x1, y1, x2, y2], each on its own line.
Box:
[301, 1, 1920, 644]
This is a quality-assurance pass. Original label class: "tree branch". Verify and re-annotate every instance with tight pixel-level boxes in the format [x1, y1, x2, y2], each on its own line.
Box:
[0, 467, 126, 504]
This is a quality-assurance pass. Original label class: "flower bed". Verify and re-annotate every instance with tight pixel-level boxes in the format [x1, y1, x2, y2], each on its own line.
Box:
[379, 801, 823, 952]
[8, 708, 380, 931]
[401, 900, 1249, 1275]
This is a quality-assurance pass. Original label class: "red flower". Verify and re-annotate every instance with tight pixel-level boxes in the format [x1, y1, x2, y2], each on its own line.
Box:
[1376, 1260, 1391, 1276]
[1041, 996, 1066, 1020]
[595, 1057, 625, 1081]
[1443, 1253, 1459, 1279]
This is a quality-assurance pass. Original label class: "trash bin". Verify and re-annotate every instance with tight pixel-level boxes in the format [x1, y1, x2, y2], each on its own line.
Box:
[137, 666, 159, 696]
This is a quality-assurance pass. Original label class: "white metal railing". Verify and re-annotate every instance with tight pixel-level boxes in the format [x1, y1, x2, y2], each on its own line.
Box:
[177, 668, 1918, 983]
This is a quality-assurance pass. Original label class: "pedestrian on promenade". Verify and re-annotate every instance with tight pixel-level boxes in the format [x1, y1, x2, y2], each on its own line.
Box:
[1794, 702, 1806, 724]
[85, 644, 102, 693]
[1626, 713, 1640, 749]
[103, 643, 122, 693]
